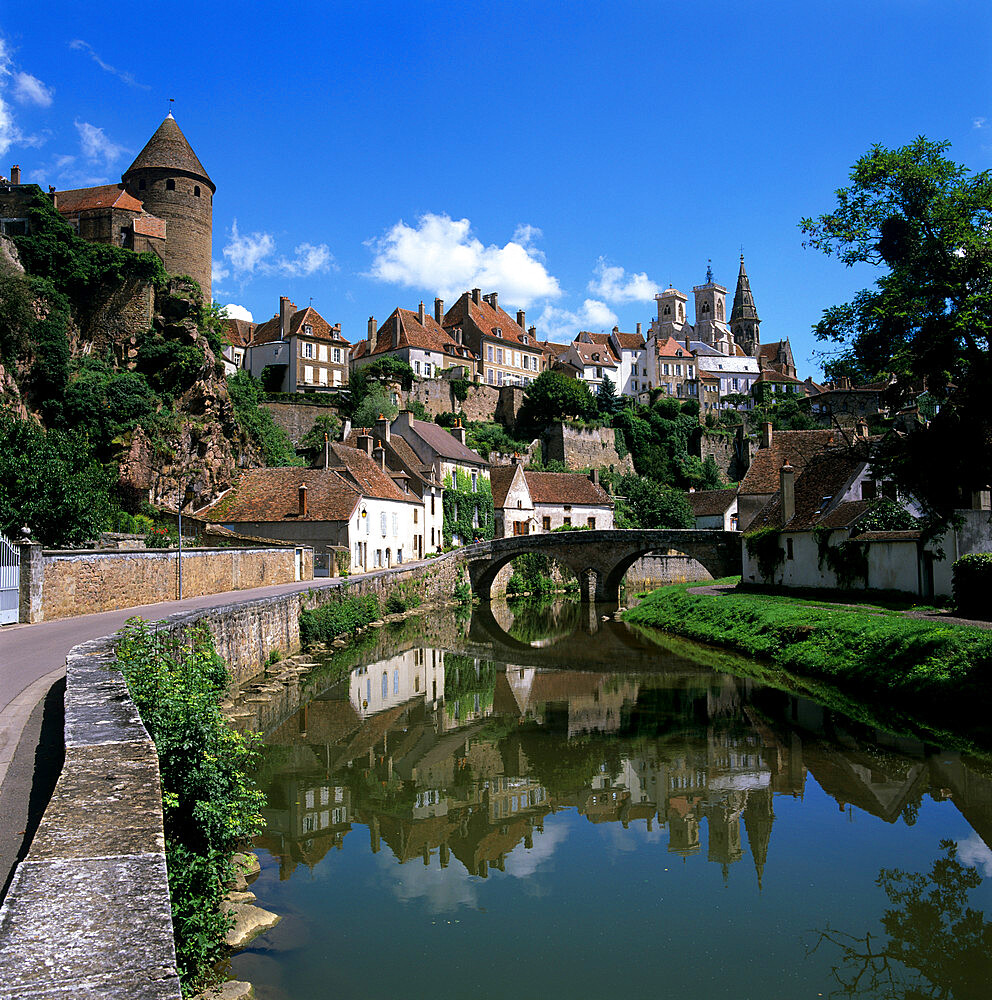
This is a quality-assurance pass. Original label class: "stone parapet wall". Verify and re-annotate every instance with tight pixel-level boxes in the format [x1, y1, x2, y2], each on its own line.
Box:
[20, 546, 313, 624]
[262, 400, 338, 445]
[540, 423, 635, 474]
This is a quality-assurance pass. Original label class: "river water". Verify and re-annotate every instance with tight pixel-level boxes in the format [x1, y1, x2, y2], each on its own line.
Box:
[230, 599, 992, 999]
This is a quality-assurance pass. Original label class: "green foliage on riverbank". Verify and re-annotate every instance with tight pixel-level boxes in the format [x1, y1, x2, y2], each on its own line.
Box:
[623, 583, 992, 717]
[300, 593, 382, 644]
[115, 619, 265, 995]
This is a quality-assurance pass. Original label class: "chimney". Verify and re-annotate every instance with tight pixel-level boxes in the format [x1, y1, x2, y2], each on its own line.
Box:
[434, 297, 444, 324]
[49, 186, 57, 209]
[392, 313, 400, 349]
[279, 297, 296, 341]
[357, 432, 374, 456]
[685, 337, 691, 352]
[780, 462, 795, 525]
[528, 325, 536, 338]
[10, 165, 20, 185]
[375, 412, 390, 444]
[368, 316, 376, 346]
[517, 309, 526, 329]
[636, 322, 642, 336]
[490, 291, 498, 311]
[612, 326, 619, 335]
[761, 422, 773, 449]
[840, 376, 851, 390]
[589, 468, 599, 487]
[455, 326, 463, 345]
[298, 483, 308, 518]
[372, 446, 387, 471]
[418, 301, 426, 325]
[472, 288, 482, 306]
[451, 419, 467, 445]
[513, 452, 525, 467]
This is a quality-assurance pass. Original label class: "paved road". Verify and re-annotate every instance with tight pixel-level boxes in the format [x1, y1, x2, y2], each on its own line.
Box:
[0, 575, 344, 899]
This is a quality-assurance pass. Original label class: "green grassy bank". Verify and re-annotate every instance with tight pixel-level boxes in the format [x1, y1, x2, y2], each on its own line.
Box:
[622, 581, 992, 731]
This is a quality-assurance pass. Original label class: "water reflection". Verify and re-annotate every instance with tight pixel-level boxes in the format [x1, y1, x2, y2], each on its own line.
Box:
[252, 638, 992, 893]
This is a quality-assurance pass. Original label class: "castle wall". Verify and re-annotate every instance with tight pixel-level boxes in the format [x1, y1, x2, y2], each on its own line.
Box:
[540, 423, 635, 474]
[696, 429, 753, 482]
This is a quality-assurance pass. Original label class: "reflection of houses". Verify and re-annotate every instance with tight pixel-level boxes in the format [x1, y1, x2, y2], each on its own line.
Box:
[350, 647, 445, 719]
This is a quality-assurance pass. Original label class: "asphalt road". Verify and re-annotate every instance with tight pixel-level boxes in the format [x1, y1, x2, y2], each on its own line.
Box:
[0, 575, 344, 900]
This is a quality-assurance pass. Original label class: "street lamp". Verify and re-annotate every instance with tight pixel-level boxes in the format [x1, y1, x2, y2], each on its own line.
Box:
[177, 478, 196, 600]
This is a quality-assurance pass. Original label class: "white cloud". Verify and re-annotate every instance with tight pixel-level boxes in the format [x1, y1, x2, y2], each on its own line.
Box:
[75, 120, 129, 167]
[219, 220, 334, 284]
[512, 223, 544, 247]
[367, 212, 561, 308]
[13, 72, 52, 107]
[537, 298, 618, 341]
[957, 833, 992, 877]
[588, 257, 660, 304]
[220, 303, 253, 322]
[0, 36, 48, 157]
[974, 117, 987, 130]
[68, 39, 149, 90]
[502, 818, 569, 878]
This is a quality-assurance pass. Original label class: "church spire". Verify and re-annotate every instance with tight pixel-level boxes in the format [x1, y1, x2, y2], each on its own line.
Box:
[730, 255, 761, 356]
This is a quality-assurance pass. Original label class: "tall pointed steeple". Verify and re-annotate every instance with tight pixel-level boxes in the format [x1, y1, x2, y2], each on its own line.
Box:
[730, 255, 760, 356]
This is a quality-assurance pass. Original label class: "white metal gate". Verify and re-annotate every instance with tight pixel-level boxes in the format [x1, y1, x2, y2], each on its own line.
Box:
[0, 532, 19, 625]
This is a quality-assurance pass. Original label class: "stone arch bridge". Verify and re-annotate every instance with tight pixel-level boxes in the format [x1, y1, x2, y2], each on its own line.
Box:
[460, 529, 741, 603]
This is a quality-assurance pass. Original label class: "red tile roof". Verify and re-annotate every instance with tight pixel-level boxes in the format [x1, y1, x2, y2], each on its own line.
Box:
[252, 305, 349, 347]
[489, 465, 522, 508]
[686, 489, 737, 517]
[355, 307, 468, 360]
[523, 471, 613, 506]
[569, 343, 618, 368]
[326, 443, 414, 503]
[196, 468, 360, 522]
[443, 293, 537, 350]
[854, 529, 922, 542]
[404, 418, 487, 466]
[223, 318, 256, 348]
[655, 336, 694, 359]
[56, 184, 143, 213]
[755, 369, 804, 385]
[739, 430, 840, 496]
[132, 215, 166, 239]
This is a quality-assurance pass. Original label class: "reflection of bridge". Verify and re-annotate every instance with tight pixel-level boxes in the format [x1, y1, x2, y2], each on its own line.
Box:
[461, 530, 741, 602]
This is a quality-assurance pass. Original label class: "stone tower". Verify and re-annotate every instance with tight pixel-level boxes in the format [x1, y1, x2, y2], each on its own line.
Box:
[730, 255, 760, 356]
[122, 113, 214, 300]
[692, 262, 733, 354]
[651, 286, 689, 340]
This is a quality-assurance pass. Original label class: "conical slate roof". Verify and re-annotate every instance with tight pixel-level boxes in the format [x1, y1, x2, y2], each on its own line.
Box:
[730, 255, 759, 323]
[123, 113, 214, 190]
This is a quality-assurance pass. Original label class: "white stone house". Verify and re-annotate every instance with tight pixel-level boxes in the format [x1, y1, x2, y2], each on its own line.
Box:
[575, 328, 649, 397]
[490, 465, 614, 537]
[686, 489, 739, 531]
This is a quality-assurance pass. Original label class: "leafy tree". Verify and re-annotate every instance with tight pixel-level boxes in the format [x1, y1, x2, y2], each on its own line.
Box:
[0, 414, 116, 546]
[610, 473, 694, 529]
[801, 138, 992, 529]
[352, 383, 399, 429]
[750, 394, 818, 431]
[298, 412, 343, 464]
[226, 371, 302, 466]
[0, 260, 35, 363]
[597, 374, 620, 417]
[517, 370, 597, 433]
[812, 840, 992, 999]
[855, 498, 919, 534]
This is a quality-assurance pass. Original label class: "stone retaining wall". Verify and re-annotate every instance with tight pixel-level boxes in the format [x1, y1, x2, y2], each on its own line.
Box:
[18, 545, 313, 624]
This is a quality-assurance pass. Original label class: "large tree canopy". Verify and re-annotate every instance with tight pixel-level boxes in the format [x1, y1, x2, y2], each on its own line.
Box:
[801, 138, 992, 528]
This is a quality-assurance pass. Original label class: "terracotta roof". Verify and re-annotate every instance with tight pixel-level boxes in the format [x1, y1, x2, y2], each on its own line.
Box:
[195, 468, 360, 522]
[539, 340, 571, 358]
[404, 418, 487, 466]
[739, 430, 840, 496]
[223, 318, 256, 348]
[489, 465, 521, 508]
[750, 450, 869, 531]
[855, 530, 922, 542]
[755, 369, 803, 385]
[655, 336, 695, 359]
[252, 305, 349, 346]
[686, 489, 737, 517]
[443, 293, 536, 350]
[326, 442, 413, 503]
[357, 307, 468, 360]
[614, 330, 646, 350]
[757, 340, 792, 362]
[56, 184, 143, 213]
[132, 215, 166, 239]
[123, 114, 215, 191]
[343, 429, 435, 488]
[569, 343, 618, 368]
[523, 471, 613, 506]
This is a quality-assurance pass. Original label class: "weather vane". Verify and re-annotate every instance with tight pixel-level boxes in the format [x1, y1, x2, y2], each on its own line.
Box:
[706, 259, 713, 283]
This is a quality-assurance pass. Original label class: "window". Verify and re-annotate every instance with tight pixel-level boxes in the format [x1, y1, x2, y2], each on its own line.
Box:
[303, 365, 314, 383]
[522, 355, 529, 370]
[487, 369, 494, 384]
[194, 185, 200, 197]
[382, 672, 388, 699]
[487, 345, 494, 361]
[471, 472, 478, 492]
[414, 508, 418, 524]
[494, 328, 502, 337]
[563, 516, 571, 527]
[496, 348, 503, 364]
[394, 670, 399, 695]
[786, 537, 794, 560]
[391, 513, 398, 536]
[414, 360, 421, 374]
[380, 512, 387, 535]
[304, 342, 314, 358]
[318, 344, 327, 362]
[450, 471, 457, 488]
[166, 179, 176, 191]
[587, 517, 596, 529]
[497, 370, 504, 385]
[319, 368, 328, 385]
[424, 362, 431, 377]
[333, 348, 341, 363]
[676, 364, 682, 376]
[861, 480, 877, 500]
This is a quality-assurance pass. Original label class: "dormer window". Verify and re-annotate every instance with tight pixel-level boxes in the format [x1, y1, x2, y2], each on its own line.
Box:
[676, 350, 682, 357]
[494, 328, 502, 337]
[521, 335, 528, 345]
[303, 324, 313, 336]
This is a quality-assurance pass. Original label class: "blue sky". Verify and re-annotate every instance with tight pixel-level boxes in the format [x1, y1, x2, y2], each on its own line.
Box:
[1, 1, 989, 377]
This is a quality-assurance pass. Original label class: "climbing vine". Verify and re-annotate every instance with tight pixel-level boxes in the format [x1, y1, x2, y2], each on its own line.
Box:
[442, 468, 494, 546]
[744, 526, 784, 582]
[813, 525, 870, 588]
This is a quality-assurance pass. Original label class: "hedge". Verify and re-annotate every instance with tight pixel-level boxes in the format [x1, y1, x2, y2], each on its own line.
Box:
[953, 553, 992, 620]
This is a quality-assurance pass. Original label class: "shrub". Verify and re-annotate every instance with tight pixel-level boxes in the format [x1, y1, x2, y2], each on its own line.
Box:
[115, 619, 264, 993]
[300, 593, 381, 644]
[745, 526, 784, 582]
[953, 553, 992, 620]
[227, 371, 302, 466]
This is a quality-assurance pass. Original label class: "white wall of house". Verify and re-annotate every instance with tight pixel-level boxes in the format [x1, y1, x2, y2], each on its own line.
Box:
[534, 502, 614, 532]
[347, 496, 422, 572]
[349, 648, 445, 719]
[497, 472, 535, 536]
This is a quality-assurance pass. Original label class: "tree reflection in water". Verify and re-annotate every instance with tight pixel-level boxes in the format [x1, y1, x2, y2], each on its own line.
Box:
[812, 839, 992, 999]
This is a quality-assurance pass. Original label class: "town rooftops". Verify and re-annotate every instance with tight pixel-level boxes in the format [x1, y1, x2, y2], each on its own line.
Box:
[524, 470, 613, 506]
[123, 113, 215, 190]
[344, 427, 437, 490]
[400, 417, 487, 466]
[754, 369, 805, 385]
[353, 307, 475, 361]
[655, 336, 695, 358]
[195, 468, 360, 523]
[686, 489, 738, 517]
[132, 215, 167, 239]
[443, 291, 536, 349]
[223, 318, 256, 348]
[55, 184, 144, 213]
[252, 305, 348, 347]
[739, 429, 840, 496]
[569, 343, 618, 368]
[325, 442, 413, 503]
[488, 466, 520, 508]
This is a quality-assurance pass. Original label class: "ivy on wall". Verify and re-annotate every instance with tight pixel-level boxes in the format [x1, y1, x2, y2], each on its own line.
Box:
[813, 526, 870, 589]
[442, 468, 494, 546]
[744, 526, 785, 582]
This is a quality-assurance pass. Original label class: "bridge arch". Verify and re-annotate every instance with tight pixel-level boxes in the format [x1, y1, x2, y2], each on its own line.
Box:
[462, 530, 741, 604]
